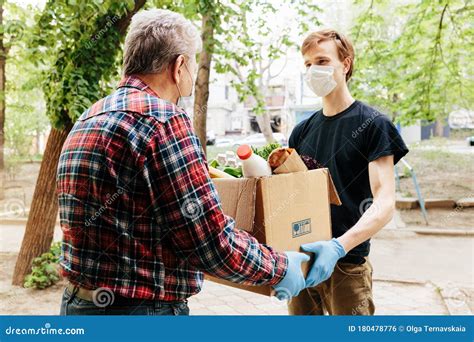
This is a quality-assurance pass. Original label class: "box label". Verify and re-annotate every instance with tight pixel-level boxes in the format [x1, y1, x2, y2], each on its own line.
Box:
[292, 218, 312, 238]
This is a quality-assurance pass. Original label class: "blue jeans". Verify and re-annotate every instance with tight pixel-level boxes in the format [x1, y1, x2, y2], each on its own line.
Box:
[60, 287, 190, 316]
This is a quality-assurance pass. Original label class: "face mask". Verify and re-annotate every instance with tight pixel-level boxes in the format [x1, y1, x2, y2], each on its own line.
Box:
[304, 65, 337, 97]
[176, 63, 194, 108]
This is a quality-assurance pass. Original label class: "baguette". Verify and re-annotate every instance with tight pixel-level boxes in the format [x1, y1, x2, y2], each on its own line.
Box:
[209, 166, 235, 178]
[268, 148, 294, 170]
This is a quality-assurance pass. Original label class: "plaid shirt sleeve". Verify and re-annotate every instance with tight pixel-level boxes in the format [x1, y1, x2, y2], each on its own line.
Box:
[143, 110, 288, 286]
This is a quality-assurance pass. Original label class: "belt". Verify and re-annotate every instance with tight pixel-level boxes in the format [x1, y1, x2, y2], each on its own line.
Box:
[66, 283, 187, 306]
[66, 283, 96, 302]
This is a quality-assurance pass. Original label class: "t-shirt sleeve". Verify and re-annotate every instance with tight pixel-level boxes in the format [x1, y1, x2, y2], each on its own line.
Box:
[365, 114, 409, 165]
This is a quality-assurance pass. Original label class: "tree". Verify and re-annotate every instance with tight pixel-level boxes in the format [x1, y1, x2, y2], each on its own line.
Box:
[213, 0, 321, 143]
[0, 1, 5, 179]
[350, 0, 474, 127]
[189, 0, 224, 155]
[12, 0, 147, 286]
[174, 0, 235, 153]
[3, 2, 49, 161]
[0, 0, 28, 199]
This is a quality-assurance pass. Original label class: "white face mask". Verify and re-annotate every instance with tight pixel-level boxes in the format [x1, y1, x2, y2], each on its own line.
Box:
[304, 65, 337, 97]
[176, 63, 195, 108]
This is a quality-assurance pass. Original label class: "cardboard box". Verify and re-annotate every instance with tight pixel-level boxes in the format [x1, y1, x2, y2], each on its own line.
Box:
[206, 168, 341, 296]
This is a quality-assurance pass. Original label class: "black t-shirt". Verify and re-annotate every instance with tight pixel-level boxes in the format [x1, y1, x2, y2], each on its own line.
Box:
[289, 100, 408, 261]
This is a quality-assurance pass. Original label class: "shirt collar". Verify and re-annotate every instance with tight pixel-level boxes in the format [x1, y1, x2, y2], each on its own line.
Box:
[117, 75, 159, 98]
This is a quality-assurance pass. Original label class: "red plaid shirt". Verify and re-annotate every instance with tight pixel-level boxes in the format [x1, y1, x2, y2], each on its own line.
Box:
[57, 76, 288, 301]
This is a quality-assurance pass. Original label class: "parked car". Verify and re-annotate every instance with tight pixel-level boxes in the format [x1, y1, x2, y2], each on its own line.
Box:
[233, 133, 287, 148]
[249, 113, 282, 132]
[448, 109, 474, 129]
[215, 138, 234, 147]
[206, 130, 216, 145]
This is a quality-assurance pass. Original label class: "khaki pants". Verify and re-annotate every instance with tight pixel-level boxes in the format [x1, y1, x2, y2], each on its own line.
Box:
[288, 257, 375, 315]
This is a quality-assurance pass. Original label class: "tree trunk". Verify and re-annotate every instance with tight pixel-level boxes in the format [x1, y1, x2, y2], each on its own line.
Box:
[434, 118, 444, 137]
[255, 79, 274, 143]
[193, 13, 214, 155]
[12, 126, 71, 286]
[11, 0, 146, 286]
[256, 112, 275, 143]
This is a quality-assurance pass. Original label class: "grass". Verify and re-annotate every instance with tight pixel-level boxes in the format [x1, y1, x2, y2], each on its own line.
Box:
[398, 144, 473, 200]
[404, 149, 473, 173]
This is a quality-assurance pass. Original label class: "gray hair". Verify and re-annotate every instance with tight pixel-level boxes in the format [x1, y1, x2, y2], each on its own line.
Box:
[123, 9, 202, 76]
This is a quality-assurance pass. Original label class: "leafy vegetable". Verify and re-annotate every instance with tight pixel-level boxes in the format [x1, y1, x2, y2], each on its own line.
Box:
[208, 159, 243, 178]
[223, 166, 243, 178]
[251, 142, 281, 161]
[209, 159, 220, 168]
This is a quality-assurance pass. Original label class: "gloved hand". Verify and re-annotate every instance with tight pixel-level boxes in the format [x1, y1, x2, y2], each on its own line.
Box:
[301, 238, 347, 288]
[272, 251, 310, 300]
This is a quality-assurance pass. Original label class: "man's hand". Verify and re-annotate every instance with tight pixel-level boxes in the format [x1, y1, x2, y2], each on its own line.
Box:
[301, 238, 346, 287]
[272, 252, 310, 300]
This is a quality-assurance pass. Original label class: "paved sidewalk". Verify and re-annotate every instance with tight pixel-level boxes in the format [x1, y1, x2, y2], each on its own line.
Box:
[188, 278, 450, 315]
[1, 223, 472, 315]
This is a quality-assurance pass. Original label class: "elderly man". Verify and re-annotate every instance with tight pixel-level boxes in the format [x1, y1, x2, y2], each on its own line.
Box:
[58, 9, 311, 316]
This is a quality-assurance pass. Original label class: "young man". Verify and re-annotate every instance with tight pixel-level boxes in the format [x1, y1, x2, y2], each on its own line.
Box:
[288, 30, 409, 315]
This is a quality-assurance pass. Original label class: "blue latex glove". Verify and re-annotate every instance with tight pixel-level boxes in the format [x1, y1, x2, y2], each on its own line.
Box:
[301, 238, 347, 288]
[272, 251, 310, 300]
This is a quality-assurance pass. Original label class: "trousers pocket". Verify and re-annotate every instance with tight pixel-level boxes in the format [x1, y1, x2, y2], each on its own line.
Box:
[336, 261, 369, 277]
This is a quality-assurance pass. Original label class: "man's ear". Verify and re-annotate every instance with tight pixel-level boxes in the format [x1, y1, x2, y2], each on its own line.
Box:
[343, 57, 351, 75]
[171, 55, 185, 84]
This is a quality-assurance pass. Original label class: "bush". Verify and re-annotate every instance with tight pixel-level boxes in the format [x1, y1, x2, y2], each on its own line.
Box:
[24, 242, 62, 289]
